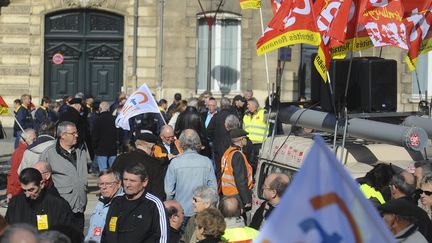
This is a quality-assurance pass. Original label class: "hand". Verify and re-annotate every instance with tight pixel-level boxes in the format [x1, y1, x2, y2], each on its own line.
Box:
[6, 193, 12, 204]
[244, 203, 252, 210]
[168, 154, 177, 160]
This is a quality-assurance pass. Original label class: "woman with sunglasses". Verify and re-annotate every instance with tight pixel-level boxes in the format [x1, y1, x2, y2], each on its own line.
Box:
[419, 175, 432, 219]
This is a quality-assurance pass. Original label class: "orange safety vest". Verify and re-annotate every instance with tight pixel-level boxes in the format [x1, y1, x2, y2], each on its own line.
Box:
[153, 140, 183, 158]
[220, 146, 253, 196]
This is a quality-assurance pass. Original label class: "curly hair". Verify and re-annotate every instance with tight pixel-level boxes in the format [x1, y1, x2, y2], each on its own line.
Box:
[195, 208, 226, 240]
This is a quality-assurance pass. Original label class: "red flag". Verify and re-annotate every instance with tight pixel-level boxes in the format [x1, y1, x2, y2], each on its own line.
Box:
[403, 1, 432, 71]
[358, 0, 408, 50]
[313, 0, 352, 82]
[256, 0, 321, 56]
[271, 0, 284, 15]
[331, 0, 373, 58]
[0, 96, 9, 115]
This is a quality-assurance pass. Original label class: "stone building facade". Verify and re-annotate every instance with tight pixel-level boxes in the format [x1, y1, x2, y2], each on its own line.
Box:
[0, 0, 422, 126]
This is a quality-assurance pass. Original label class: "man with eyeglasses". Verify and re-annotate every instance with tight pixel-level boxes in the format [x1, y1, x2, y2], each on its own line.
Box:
[5, 168, 73, 231]
[250, 172, 290, 230]
[86, 169, 123, 242]
[32, 161, 59, 197]
[153, 125, 182, 163]
[112, 131, 167, 200]
[40, 121, 88, 233]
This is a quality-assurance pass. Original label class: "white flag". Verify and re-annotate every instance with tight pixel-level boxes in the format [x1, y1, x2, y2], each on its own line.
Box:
[115, 84, 160, 130]
[253, 136, 396, 243]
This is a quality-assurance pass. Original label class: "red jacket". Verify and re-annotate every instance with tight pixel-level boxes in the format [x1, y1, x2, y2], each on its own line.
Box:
[7, 142, 27, 196]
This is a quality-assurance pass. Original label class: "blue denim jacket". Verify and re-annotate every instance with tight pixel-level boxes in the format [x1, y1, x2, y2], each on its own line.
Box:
[85, 188, 124, 242]
[164, 150, 217, 217]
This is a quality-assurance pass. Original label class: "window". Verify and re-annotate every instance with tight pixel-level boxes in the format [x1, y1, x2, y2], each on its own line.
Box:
[412, 52, 432, 101]
[196, 12, 241, 95]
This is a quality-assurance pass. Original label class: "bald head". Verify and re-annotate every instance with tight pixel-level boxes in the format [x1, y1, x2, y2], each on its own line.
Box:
[99, 101, 110, 112]
[219, 196, 242, 218]
[32, 161, 52, 181]
[164, 200, 184, 230]
[266, 173, 291, 198]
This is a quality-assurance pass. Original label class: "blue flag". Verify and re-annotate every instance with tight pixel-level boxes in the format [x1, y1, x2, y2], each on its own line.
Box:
[253, 135, 396, 243]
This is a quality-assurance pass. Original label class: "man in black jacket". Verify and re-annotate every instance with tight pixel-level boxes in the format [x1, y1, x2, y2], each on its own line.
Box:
[92, 101, 119, 172]
[111, 131, 167, 200]
[102, 163, 168, 243]
[5, 168, 73, 231]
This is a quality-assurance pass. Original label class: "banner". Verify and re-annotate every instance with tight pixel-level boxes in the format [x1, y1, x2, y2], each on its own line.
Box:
[271, 0, 284, 15]
[256, 0, 321, 56]
[358, 0, 408, 50]
[115, 84, 160, 130]
[327, 0, 374, 59]
[253, 136, 396, 243]
[240, 0, 261, 9]
[403, 1, 432, 71]
[313, 0, 352, 82]
[0, 96, 9, 116]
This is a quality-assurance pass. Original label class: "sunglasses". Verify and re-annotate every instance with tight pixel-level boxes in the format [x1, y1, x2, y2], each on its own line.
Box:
[420, 190, 432, 196]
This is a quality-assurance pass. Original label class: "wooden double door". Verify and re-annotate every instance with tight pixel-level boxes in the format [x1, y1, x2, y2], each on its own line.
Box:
[44, 9, 124, 102]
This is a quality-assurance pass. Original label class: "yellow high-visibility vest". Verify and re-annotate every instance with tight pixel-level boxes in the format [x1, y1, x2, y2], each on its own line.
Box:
[243, 108, 268, 144]
[360, 184, 385, 204]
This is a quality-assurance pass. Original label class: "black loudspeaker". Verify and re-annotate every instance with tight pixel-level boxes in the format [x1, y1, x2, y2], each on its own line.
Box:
[310, 57, 397, 113]
[358, 58, 397, 112]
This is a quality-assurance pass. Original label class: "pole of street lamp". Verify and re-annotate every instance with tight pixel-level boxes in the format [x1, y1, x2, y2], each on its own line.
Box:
[207, 21, 212, 92]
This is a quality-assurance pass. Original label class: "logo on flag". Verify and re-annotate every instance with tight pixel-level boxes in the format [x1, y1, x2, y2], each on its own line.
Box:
[253, 136, 396, 243]
[115, 84, 160, 130]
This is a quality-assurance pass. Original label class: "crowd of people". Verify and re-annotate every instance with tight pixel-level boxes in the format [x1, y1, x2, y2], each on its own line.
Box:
[0, 90, 431, 243]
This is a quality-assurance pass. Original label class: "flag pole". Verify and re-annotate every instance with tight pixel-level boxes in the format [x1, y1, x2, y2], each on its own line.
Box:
[259, 7, 272, 103]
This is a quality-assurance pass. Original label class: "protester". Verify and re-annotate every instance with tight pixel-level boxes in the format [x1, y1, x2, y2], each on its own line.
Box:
[13, 94, 34, 148]
[32, 161, 60, 197]
[419, 175, 432, 219]
[243, 97, 268, 172]
[212, 98, 237, 178]
[220, 128, 253, 211]
[167, 93, 182, 120]
[413, 160, 432, 201]
[164, 200, 184, 243]
[5, 168, 73, 231]
[182, 186, 219, 243]
[174, 103, 210, 157]
[34, 96, 52, 134]
[59, 95, 72, 113]
[159, 99, 168, 122]
[19, 121, 56, 173]
[58, 98, 86, 144]
[357, 163, 395, 206]
[40, 121, 88, 233]
[153, 125, 182, 162]
[232, 95, 246, 125]
[379, 198, 428, 243]
[389, 171, 416, 202]
[109, 91, 127, 113]
[250, 172, 291, 230]
[244, 90, 253, 101]
[92, 101, 118, 172]
[102, 163, 168, 243]
[85, 169, 123, 242]
[165, 129, 217, 221]
[194, 208, 226, 243]
[0, 224, 38, 243]
[7, 128, 36, 202]
[112, 131, 167, 200]
[219, 196, 259, 242]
